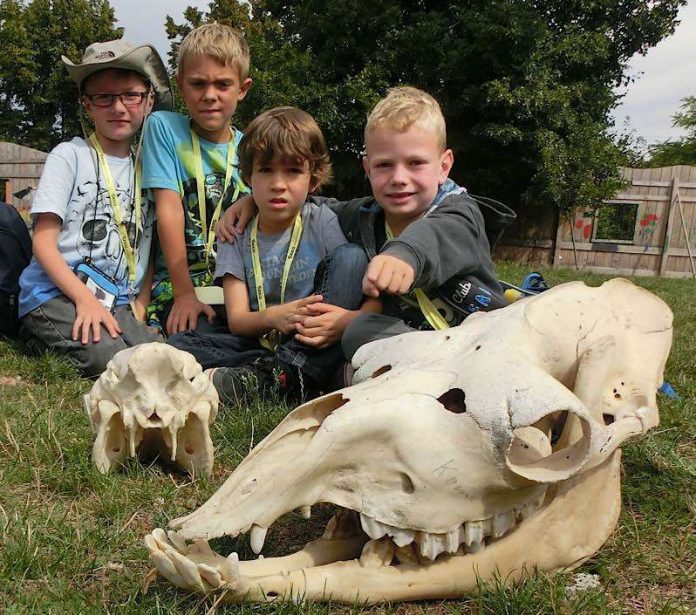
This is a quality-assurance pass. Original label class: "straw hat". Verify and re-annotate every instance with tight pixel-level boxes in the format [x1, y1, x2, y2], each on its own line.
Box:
[62, 40, 173, 111]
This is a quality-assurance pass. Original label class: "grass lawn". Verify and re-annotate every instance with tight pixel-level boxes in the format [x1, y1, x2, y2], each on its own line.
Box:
[1, 263, 694, 614]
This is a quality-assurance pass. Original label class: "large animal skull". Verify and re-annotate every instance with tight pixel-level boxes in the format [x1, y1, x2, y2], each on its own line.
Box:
[86, 343, 218, 476]
[145, 279, 672, 603]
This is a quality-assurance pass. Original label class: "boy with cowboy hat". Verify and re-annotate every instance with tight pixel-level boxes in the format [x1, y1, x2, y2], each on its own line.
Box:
[18, 39, 172, 377]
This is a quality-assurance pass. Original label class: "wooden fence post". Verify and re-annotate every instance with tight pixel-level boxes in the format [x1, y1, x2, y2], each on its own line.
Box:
[658, 175, 679, 277]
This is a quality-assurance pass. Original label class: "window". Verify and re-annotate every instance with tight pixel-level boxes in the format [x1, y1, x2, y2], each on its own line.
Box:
[593, 202, 638, 243]
[0, 178, 7, 202]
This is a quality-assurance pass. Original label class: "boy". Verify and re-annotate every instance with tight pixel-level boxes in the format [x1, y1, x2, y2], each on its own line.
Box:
[168, 107, 370, 405]
[18, 40, 172, 377]
[219, 87, 514, 365]
[142, 23, 252, 335]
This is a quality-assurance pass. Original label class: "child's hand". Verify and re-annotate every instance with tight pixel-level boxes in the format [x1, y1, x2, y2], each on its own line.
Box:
[216, 194, 256, 243]
[363, 254, 415, 297]
[295, 303, 352, 348]
[166, 292, 216, 335]
[266, 295, 323, 335]
[73, 294, 121, 344]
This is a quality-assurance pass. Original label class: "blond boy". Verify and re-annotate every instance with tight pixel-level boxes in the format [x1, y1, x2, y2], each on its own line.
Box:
[220, 87, 513, 363]
[142, 23, 252, 335]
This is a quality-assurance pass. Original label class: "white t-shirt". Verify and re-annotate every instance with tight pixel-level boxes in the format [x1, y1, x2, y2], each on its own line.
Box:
[18, 137, 154, 316]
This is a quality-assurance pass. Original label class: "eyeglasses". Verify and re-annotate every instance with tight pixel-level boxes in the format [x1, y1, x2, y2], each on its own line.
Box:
[84, 91, 148, 108]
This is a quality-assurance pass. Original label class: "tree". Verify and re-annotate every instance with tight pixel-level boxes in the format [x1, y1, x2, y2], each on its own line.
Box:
[167, 0, 684, 213]
[646, 96, 696, 166]
[0, 0, 121, 152]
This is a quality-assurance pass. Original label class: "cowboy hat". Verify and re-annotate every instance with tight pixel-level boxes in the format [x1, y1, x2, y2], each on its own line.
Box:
[62, 40, 173, 111]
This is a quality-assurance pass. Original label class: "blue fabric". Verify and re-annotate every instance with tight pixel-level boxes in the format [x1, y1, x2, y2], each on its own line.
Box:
[141, 111, 248, 284]
[168, 243, 368, 384]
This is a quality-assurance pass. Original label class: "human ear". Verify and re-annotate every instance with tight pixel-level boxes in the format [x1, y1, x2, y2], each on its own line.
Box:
[439, 149, 454, 183]
[308, 175, 319, 194]
[362, 155, 371, 180]
[81, 95, 94, 118]
[144, 88, 155, 114]
[238, 77, 252, 101]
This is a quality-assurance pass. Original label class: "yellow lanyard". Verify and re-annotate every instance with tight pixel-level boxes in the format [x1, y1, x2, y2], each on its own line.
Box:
[385, 220, 450, 330]
[191, 128, 246, 263]
[250, 213, 304, 351]
[89, 134, 141, 285]
[250, 213, 304, 309]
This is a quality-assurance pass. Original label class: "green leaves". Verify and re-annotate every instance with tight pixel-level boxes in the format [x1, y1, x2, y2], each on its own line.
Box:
[648, 96, 696, 166]
[0, 0, 122, 151]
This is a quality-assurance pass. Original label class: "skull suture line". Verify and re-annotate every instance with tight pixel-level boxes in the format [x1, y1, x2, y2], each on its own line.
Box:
[145, 279, 672, 603]
[86, 343, 219, 476]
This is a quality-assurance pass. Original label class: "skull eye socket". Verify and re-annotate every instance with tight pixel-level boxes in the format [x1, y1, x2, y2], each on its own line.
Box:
[506, 412, 592, 483]
[437, 388, 466, 413]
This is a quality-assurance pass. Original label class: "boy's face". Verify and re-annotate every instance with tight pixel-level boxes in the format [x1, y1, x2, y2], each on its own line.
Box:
[251, 155, 314, 232]
[177, 55, 252, 143]
[82, 70, 152, 149]
[363, 124, 453, 226]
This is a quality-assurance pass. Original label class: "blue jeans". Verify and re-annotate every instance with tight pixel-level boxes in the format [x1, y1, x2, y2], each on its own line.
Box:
[167, 243, 368, 386]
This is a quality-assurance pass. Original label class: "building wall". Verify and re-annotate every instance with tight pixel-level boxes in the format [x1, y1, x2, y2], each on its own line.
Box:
[0, 141, 48, 211]
[496, 166, 696, 278]
[555, 166, 696, 278]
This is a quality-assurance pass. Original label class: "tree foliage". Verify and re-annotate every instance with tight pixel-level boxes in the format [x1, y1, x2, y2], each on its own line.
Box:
[0, 0, 121, 152]
[646, 96, 696, 166]
[167, 0, 683, 213]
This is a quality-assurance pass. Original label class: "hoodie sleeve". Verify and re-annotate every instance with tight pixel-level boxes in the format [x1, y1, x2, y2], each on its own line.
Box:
[307, 195, 372, 238]
[381, 193, 493, 291]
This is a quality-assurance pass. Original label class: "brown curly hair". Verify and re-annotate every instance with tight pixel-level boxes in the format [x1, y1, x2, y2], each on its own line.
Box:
[238, 106, 332, 191]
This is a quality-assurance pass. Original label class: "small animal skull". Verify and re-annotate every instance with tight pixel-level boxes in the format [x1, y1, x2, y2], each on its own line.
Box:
[86, 343, 218, 476]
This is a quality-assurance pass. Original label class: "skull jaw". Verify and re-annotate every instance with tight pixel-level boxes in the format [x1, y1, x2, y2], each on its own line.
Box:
[145, 452, 622, 603]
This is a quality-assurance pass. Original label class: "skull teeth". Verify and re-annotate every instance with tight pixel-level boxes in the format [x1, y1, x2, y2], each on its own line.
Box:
[359, 513, 415, 546]
[359, 537, 394, 568]
[250, 525, 267, 554]
[357, 496, 545, 562]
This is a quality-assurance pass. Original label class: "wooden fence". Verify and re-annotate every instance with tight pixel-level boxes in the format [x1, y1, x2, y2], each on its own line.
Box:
[0, 141, 48, 211]
[496, 166, 696, 278]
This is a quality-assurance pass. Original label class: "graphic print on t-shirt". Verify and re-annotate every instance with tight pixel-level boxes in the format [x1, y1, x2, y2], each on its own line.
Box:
[65, 178, 151, 284]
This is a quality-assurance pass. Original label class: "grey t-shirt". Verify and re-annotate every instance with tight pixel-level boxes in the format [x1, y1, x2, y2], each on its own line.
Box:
[214, 202, 347, 310]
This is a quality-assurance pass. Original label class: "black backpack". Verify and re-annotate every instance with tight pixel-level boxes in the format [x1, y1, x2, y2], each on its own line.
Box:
[0, 202, 32, 337]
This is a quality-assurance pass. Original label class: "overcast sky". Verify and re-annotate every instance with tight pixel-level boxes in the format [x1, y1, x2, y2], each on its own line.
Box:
[110, 0, 696, 147]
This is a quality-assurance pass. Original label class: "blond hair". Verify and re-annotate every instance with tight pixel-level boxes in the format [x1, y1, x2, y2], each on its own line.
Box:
[365, 86, 447, 151]
[177, 23, 250, 80]
[238, 107, 332, 190]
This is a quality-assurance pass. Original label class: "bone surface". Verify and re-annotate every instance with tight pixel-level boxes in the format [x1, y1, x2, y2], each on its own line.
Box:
[144, 279, 672, 603]
[87, 343, 218, 476]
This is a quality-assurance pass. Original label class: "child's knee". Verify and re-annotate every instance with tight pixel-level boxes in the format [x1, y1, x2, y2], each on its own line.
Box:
[333, 243, 368, 270]
[80, 336, 129, 378]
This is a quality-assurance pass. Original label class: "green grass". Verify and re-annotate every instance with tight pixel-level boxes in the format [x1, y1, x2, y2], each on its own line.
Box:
[1, 264, 694, 614]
